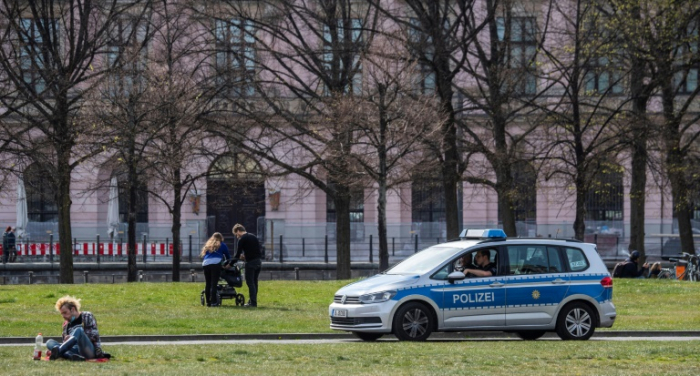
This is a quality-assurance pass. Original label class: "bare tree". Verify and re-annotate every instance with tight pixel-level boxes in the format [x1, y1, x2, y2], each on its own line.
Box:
[527, 0, 632, 241]
[0, 0, 150, 283]
[370, 0, 489, 239]
[85, 4, 155, 281]
[196, 0, 381, 279]
[340, 49, 444, 271]
[607, 0, 700, 255]
[144, 0, 221, 281]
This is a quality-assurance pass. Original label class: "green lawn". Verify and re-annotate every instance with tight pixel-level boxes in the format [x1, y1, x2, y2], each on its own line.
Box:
[2, 341, 700, 375]
[0, 278, 699, 338]
[2, 279, 700, 375]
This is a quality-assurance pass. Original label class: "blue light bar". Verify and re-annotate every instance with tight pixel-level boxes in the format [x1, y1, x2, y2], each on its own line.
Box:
[459, 229, 507, 240]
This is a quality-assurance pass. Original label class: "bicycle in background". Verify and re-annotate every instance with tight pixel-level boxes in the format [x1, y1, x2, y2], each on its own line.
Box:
[657, 253, 700, 281]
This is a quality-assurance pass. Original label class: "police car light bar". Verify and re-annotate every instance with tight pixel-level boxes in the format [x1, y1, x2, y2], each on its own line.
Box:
[459, 229, 507, 240]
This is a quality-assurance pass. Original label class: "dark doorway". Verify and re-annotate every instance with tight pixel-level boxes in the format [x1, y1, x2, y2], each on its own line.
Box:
[206, 153, 265, 244]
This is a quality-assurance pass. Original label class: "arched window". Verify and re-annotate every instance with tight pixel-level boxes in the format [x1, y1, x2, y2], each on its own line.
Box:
[411, 175, 445, 239]
[585, 163, 623, 222]
[24, 164, 58, 222]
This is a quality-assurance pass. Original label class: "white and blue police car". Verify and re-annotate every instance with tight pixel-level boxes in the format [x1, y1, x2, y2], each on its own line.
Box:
[329, 229, 616, 341]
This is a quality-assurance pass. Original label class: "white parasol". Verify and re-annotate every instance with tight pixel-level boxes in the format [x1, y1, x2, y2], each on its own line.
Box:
[107, 176, 120, 239]
[15, 175, 28, 239]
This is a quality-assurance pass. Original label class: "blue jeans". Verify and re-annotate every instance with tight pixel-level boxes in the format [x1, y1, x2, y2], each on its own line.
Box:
[46, 327, 95, 359]
[245, 258, 262, 306]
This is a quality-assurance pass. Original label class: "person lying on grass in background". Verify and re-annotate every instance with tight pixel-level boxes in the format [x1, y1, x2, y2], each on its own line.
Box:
[46, 295, 110, 361]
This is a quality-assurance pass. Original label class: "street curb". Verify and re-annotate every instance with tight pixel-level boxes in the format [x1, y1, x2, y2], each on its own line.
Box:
[3, 331, 700, 345]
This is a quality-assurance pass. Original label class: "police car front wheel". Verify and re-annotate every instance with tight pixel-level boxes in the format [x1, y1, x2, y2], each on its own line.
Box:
[556, 302, 595, 340]
[392, 302, 434, 341]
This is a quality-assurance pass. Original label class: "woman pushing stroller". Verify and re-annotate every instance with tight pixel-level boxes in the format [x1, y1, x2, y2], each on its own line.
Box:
[200, 232, 231, 307]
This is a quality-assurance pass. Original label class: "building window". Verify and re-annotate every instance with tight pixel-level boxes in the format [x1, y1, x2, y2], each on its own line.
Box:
[497, 16, 537, 95]
[674, 20, 699, 94]
[584, 56, 624, 94]
[411, 177, 445, 239]
[326, 183, 364, 241]
[407, 18, 436, 95]
[323, 18, 363, 95]
[19, 18, 57, 95]
[117, 176, 149, 223]
[105, 17, 147, 96]
[215, 19, 256, 97]
[24, 164, 58, 222]
[585, 163, 623, 222]
[580, 17, 625, 95]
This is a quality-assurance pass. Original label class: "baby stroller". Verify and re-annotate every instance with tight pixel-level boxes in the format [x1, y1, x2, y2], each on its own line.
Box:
[200, 259, 246, 306]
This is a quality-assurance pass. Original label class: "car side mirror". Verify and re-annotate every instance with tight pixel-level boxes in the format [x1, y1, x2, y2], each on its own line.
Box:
[447, 271, 466, 283]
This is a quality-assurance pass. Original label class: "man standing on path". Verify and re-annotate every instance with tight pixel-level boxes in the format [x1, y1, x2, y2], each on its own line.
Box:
[233, 223, 262, 307]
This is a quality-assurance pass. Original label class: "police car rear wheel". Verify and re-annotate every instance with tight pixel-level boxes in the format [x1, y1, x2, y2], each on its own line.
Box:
[393, 302, 433, 341]
[556, 302, 595, 340]
[515, 331, 546, 340]
[353, 332, 383, 341]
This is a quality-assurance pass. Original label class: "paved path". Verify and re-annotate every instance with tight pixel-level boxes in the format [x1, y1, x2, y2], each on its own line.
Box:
[3, 332, 700, 346]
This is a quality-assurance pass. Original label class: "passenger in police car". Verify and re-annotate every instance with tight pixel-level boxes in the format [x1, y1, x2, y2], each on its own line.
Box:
[458, 253, 474, 271]
[463, 249, 497, 277]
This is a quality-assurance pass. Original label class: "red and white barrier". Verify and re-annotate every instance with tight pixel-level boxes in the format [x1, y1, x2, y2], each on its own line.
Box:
[8, 242, 182, 256]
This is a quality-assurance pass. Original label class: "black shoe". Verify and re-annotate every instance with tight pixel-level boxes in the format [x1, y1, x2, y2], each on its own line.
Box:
[69, 353, 86, 361]
[209, 303, 220, 307]
[49, 346, 60, 360]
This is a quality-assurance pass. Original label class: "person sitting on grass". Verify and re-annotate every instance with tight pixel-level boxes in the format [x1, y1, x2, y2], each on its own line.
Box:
[47, 295, 110, 361]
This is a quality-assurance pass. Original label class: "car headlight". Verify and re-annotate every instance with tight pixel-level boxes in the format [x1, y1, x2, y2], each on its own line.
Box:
[359, 290, 396, 304]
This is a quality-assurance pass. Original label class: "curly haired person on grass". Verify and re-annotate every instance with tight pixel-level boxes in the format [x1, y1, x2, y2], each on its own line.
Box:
[46, 295, 110, 361]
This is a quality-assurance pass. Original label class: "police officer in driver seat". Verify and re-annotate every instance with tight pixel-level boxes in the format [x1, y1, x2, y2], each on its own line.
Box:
[463, 249, 497, 277]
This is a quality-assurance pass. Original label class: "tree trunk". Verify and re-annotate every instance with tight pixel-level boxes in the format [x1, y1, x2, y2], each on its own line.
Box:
[627, 4, 650, 261]
[628, 128, 648, 257]
[57, 148, 74, 284]
[666, 137, 695, 255]
[573, 173, 587, 241]
[496, 166, 517, 237]
[441, 104, 461, 240]
[377, 175, 389, 272]
[127, 170, 138, 282]
[661, 81, 696, 255]
[172, 177, 183, 282]
[334, 184, 352, 279]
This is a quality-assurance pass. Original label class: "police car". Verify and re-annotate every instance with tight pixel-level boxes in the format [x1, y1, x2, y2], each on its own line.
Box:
[329, 229, 616, 341]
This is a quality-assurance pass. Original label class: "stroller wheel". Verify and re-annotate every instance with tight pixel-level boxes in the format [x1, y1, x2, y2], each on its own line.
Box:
[200, 293, 205, 306]
[236, 294, 245, 306]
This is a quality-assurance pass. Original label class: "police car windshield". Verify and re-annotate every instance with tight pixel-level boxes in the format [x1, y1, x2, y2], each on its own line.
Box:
[386, 245, 467, 275]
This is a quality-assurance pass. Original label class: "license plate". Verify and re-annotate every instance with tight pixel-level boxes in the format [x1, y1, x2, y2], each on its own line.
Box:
[331, 309, 347, 318]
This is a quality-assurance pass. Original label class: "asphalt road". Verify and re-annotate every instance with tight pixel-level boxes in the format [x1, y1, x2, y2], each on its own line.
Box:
[2, 332, 700, 346]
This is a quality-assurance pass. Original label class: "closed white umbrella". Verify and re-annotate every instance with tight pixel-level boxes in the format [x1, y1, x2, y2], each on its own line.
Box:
[15, 175, 28, 239]
[107, 176, 120, 239]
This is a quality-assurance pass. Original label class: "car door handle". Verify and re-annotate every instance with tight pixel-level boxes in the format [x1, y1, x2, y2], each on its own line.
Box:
[551, 279, 568, 284]
[489, 282, 505, 287]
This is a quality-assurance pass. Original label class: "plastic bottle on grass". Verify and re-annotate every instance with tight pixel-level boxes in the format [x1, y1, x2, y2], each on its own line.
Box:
[33, 333, 43, 360]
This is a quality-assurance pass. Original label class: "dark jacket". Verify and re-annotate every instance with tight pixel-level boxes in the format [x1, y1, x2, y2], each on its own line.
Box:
[619, 258, 646, 278]
[63, 311, 104, 355]
[234, 233, 261, 262]
[2, 231, 16, 250]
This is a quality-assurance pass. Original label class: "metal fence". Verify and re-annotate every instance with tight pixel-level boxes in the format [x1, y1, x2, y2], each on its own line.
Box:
[4, 219, 699, 265]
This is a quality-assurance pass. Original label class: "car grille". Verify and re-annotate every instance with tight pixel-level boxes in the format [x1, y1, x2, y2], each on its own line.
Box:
[334, 295, 361, 304]
[330, 317, 382, 326]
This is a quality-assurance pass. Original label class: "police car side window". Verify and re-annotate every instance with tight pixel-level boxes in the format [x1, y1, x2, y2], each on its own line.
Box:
[507, 245, 564, 275]
[564, 247, 590, 272]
